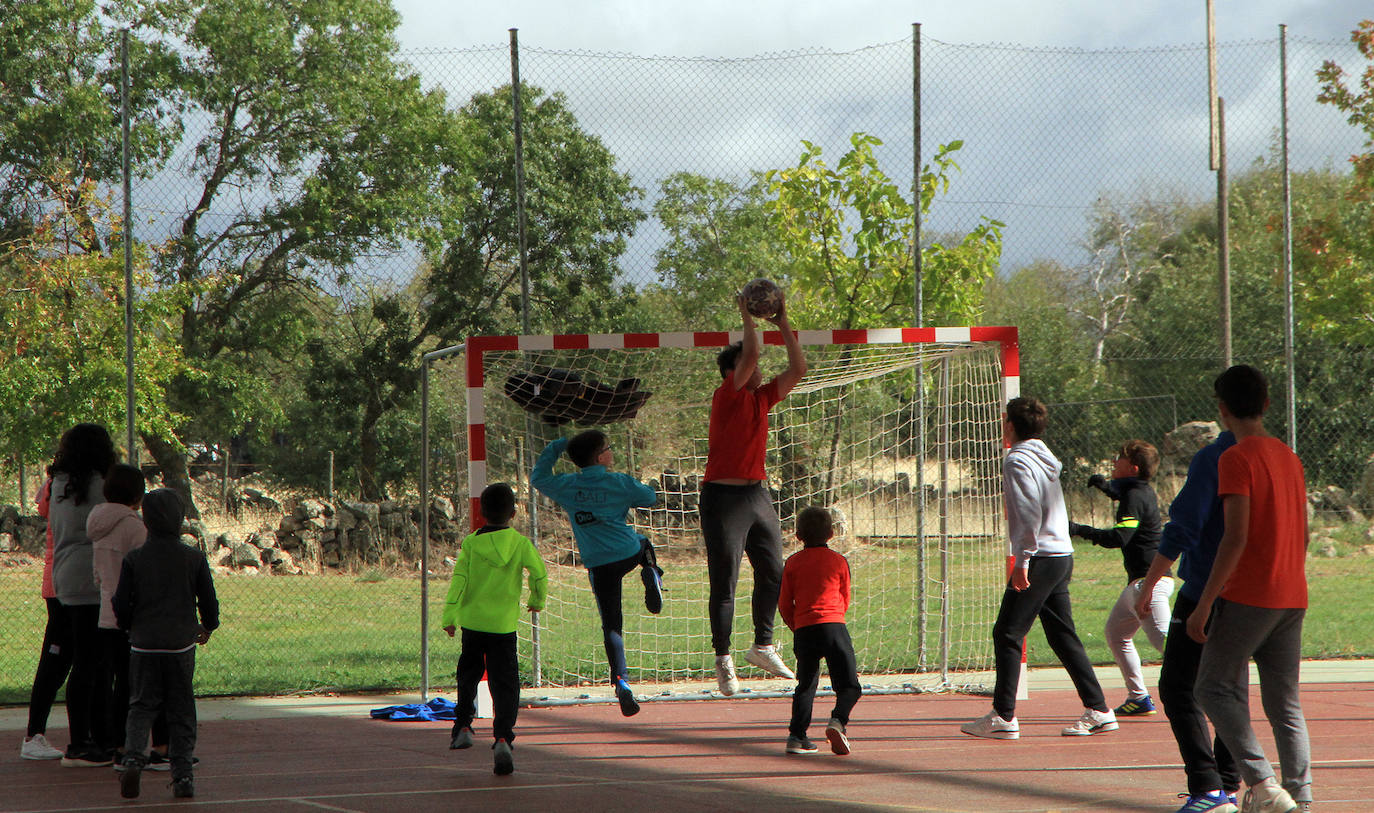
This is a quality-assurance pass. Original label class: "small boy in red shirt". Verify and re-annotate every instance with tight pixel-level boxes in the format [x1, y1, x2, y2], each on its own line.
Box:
[778, 506, 861, 755]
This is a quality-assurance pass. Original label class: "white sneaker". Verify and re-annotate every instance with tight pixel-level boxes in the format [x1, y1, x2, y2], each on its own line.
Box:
[744, 643, 796, 679]
[1239, 777, 1298, 813]
[825, 718, 851, 755]
[1061, 707, 1119, 736]
[960, 709, 1019, 740]
[715, 654, 739, 696]
[20, 734, 63, 760]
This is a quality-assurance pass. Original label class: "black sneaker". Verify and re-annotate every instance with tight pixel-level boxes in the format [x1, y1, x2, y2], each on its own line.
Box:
[785, 735, 819, 754]
[119, 759, 142, 799]
[171, 776, 194, 798]
[61, 745, 113, 768]
[641, 565, 664, 614]
[147, 751, 199, 772]
[614, 679, 641, 717]
[492, 740, 514, 776]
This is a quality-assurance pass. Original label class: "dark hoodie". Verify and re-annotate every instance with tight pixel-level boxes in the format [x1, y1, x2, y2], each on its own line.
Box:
[112, 489, 220, 652]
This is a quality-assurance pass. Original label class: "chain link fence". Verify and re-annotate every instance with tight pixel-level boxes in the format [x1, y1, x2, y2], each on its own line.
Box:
[3, 28, 1371, 703]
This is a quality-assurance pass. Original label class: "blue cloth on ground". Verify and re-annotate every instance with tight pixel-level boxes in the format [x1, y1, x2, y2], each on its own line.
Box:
[369, 696, 457, 721]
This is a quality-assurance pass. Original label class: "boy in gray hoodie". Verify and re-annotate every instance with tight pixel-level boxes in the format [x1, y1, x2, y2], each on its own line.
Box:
[961, 397, 1117, 740]
[112, 489, 219, 800]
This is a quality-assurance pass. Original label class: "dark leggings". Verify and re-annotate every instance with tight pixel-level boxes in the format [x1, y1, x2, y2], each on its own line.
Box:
[699, 482, 784, 656]
[587, 538, 657, 681]
[27, 597, 73, 737]
[991, 555, 1106, 720]
[62, 602, 107, 749]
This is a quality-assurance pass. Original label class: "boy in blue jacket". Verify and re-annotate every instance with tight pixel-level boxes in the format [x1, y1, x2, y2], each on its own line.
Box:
[532, 430, 660, 716]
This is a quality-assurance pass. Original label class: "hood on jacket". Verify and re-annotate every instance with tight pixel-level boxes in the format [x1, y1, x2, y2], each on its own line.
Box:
[465, 526, 522, 567]
[1008, 438, 1063, 478]
[142, 488, 184, 542]
[87, 502, 141, 543]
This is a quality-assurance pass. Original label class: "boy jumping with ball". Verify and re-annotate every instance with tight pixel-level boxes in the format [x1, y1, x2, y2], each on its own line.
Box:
[701, 287, 807, 694]
[778, 506, 861, 756]
[443, 483, 547, 776]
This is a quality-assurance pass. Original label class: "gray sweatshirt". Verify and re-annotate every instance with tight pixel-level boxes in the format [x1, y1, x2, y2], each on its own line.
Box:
[1002, 438, 1074, 568]
[49, 472, 107, 605]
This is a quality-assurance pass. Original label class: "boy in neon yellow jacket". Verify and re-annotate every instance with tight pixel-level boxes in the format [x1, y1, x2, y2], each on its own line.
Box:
[442, 483, 547, 776]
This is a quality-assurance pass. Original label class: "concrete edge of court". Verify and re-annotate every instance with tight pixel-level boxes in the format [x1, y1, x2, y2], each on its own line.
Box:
[2, 658, 1368, 729]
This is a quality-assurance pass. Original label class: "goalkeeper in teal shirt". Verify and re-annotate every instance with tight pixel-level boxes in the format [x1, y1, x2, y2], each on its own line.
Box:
[532, 430, 661, 717]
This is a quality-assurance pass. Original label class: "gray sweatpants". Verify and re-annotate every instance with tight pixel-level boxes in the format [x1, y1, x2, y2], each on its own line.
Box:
[1195, 599, 1311, 803]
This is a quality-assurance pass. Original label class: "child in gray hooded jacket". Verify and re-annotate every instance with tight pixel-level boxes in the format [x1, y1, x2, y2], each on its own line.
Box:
[961, 397, 1117, 740]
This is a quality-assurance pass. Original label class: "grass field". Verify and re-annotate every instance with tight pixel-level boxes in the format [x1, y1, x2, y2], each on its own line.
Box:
[1, 542, 1370, 705]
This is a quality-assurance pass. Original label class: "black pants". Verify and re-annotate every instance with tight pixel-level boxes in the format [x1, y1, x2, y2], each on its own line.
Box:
[99, 629, 169, 753]
[587, 538, 658, 682]
[62, 602, 107, 750]
[992, 555, 1106, 720]
[27, 597, 73, 737]
[124, 649, 197, 780]
[789, 623, 862, 738]
[700, 482, 784, 656]
[454, 628, 520, 743]
[1159, 593, 1241, 796]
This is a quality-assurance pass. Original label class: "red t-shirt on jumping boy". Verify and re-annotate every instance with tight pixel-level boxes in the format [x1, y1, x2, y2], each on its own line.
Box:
[704, 379, 783, 482]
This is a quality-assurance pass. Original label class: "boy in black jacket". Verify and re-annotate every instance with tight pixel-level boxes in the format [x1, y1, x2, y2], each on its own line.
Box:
[112, 489, 219, 800]
[1070, 439, 1171, 717]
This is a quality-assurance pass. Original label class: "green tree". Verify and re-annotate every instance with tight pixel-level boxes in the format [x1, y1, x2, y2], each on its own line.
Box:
[765, 134, 1003, 330]
[300, 85, 646, 499]
[1318, 20, 1374, 192]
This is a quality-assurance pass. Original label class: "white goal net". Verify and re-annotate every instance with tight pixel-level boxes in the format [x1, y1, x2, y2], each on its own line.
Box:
[441, 327, 1016, 698]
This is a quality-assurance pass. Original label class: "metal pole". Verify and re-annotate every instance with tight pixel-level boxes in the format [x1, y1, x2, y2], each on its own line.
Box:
[121, 29, 137, 465]
[509, 29, 531, 334]
[1279, 25, 1297, 452]
[420, 343, 466, 699]
[420, 357, 431, 700]
[1216, 97, 1231, 367]
[912, 21, 928, 671]
[220, 446, 229, 512]
[938, 358, 952, 684]
[327, 451, 335, 503]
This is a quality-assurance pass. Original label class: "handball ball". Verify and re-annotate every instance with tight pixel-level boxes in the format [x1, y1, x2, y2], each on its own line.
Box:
[741, 278, 783, 318]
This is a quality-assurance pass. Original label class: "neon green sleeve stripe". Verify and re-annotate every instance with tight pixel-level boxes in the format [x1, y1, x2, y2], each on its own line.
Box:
[1114, 517, 1139, 529]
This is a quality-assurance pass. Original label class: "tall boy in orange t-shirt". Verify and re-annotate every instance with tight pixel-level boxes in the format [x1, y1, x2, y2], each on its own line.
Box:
[778, 506, 861, 756]
[1188, 365, 1311, 813]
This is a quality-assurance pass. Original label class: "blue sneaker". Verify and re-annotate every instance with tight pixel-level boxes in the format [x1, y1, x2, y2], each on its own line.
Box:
[1172, 790, 1238, 813]
[614, 678, 640, 717]
[1114, 695, 1157, 716]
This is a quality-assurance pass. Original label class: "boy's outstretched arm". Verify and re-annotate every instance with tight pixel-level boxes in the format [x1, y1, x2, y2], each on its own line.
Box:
[531, 437, 570, 497]
[732, 294, 761, 390]
[767, 294, 807, 398]
[194, 554, 220, 635]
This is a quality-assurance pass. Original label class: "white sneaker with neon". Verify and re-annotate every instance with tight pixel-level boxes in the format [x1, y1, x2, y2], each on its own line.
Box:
[714, 654, 739, 696]
[744, 643, 795, 679]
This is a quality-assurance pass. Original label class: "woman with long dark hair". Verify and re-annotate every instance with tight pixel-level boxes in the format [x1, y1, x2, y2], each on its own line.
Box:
[48, 423, 118, 766]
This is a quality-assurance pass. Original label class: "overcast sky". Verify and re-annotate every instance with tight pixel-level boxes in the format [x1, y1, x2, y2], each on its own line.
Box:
[390, 0, 1368, 56]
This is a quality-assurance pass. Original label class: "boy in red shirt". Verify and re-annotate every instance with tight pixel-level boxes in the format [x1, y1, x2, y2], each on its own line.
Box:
[778, 506, 861, 755]
[701, 290, 807, 694]
[1189, 365, 1311, 813]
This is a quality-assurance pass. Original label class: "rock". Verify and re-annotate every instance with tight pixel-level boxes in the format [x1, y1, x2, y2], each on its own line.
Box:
[0, 532, 13, 552]
[180, 534, 201, 550]
[210, 546, 233, 568]
[1355, 454, 1374, 513]
[1161, 421, 1221, 472]
[231, 543, 261, 568]
[341, 501, 380, 528]
[294, 498, 329, 521]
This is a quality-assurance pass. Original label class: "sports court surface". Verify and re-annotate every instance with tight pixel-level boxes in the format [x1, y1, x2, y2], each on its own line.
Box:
[3, 662, 1371, 812]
